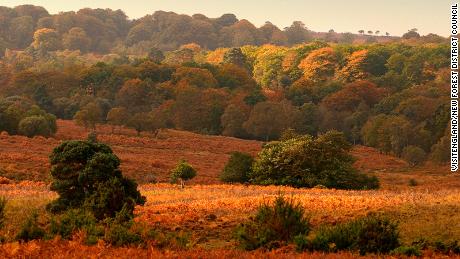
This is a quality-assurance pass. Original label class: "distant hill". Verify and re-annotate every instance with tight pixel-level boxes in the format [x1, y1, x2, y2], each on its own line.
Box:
[0, 4, 446, 57]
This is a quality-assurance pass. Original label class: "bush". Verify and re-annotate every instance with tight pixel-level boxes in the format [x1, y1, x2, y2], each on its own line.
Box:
[307, 214, 400, 255]
[104, 220, 142, 246]
[293, 234, 309, 251]
[220, 152, 253, 183]
[250, 131, 379, 189]
[433, 240, 460, 254]
[236, 195, 309, 250]
[402, 145, 426, 166]
[407, 238, 460, 255]
[390, 246, 421, 256]
[18, 115, 56, 137]
[49, 209, 103, 242]
[47, 141, 145, 220]
[16, 212, 45, 241]
[49, 207, 149, 246]
[170, 160, 196, 188]
[408, 178, 418, 187]
[83, 178, 142, 220]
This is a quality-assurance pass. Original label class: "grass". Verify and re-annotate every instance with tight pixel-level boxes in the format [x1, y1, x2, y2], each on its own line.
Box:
[387, 204, 460, 244]
[0, 183, 459, 256]
[0, 183, 55, 241]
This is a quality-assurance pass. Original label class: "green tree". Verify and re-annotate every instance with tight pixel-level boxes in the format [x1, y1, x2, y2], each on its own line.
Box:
[220, 152, 254, 183]
[73, 102, 102, 131]
[170, 160, 197, 188]
[402, 28, 420, 39]
[32, 28, 61, 52]
[362, 115, 412, 156]
[18, 115, 55, 137]
[223, 48, 247, 68]
[402, 145, 426, 166]
[284, 21, 310, 45]
[243, 100, 300, 141]
[47, 140, 145, 220]
[62, 27, 91, 52]
[173, 87, 228, 134]
[9, 16, 34, 48]
[148, 47, 165, 64]
[32, 85, 53, 112]
[115, 79, 151, 113]
[220, 104, 248, 138]
[127, 112, 151, 136]
[52, 97, 79, 119]
[250, 131, 379, 189]
[106, 107, 128, 133]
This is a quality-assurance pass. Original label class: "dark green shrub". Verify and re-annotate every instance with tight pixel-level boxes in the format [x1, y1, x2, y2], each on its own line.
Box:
[170, 160, 196, 188]
[18, 115, 56, 137]
[390, 246, 422, 256]
[408, 178, 418, 186]
[50, 207, 148, 246]
[433, 240, 460, 254]
[308, 214, 400, 255]
[409, 238, 460, 255]
[236, 195, 309, 250]
[220, 152, 254, 183]
[0, 100, 56, 136]
[294, 234, 309, 252]
[16, 212, 45, 241]
[309, 224, 356, 252]
[49, 209, 103, 242]
[83, 178, 142, 220]
[250, 131, 379, 190]
[354, 215, 400, 255]
[47, 140, 145, 220]
[104, 220, 142, 246]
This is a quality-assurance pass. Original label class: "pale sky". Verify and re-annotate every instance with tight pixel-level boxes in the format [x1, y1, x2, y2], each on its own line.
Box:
[2, 0, 449, 36]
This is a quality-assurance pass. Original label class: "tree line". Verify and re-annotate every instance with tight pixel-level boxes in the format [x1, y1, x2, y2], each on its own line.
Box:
[0, 5, 447, 57]
[0, 40, 450, 166]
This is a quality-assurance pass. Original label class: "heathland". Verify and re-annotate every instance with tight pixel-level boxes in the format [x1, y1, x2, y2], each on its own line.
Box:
[0, 4, 454, 258]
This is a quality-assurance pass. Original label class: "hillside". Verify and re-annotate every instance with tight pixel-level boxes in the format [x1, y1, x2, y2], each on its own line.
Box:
[0, 120, 261, 184]
[0, 120, 453, 189]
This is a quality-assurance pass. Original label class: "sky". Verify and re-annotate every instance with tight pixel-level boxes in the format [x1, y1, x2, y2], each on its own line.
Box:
[2, 0, 449, 36]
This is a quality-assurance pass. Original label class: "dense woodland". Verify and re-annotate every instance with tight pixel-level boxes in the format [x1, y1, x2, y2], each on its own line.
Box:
[0, 5, 450, 167]
[0, 4, 447, 55]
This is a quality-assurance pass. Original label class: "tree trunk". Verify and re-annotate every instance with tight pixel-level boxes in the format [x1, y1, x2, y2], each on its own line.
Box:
[180, 179, 184, 189]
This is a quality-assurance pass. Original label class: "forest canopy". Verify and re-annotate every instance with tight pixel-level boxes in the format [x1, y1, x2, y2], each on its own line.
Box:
[0, 5, 450, 166]
[0, 5, 447, 57]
